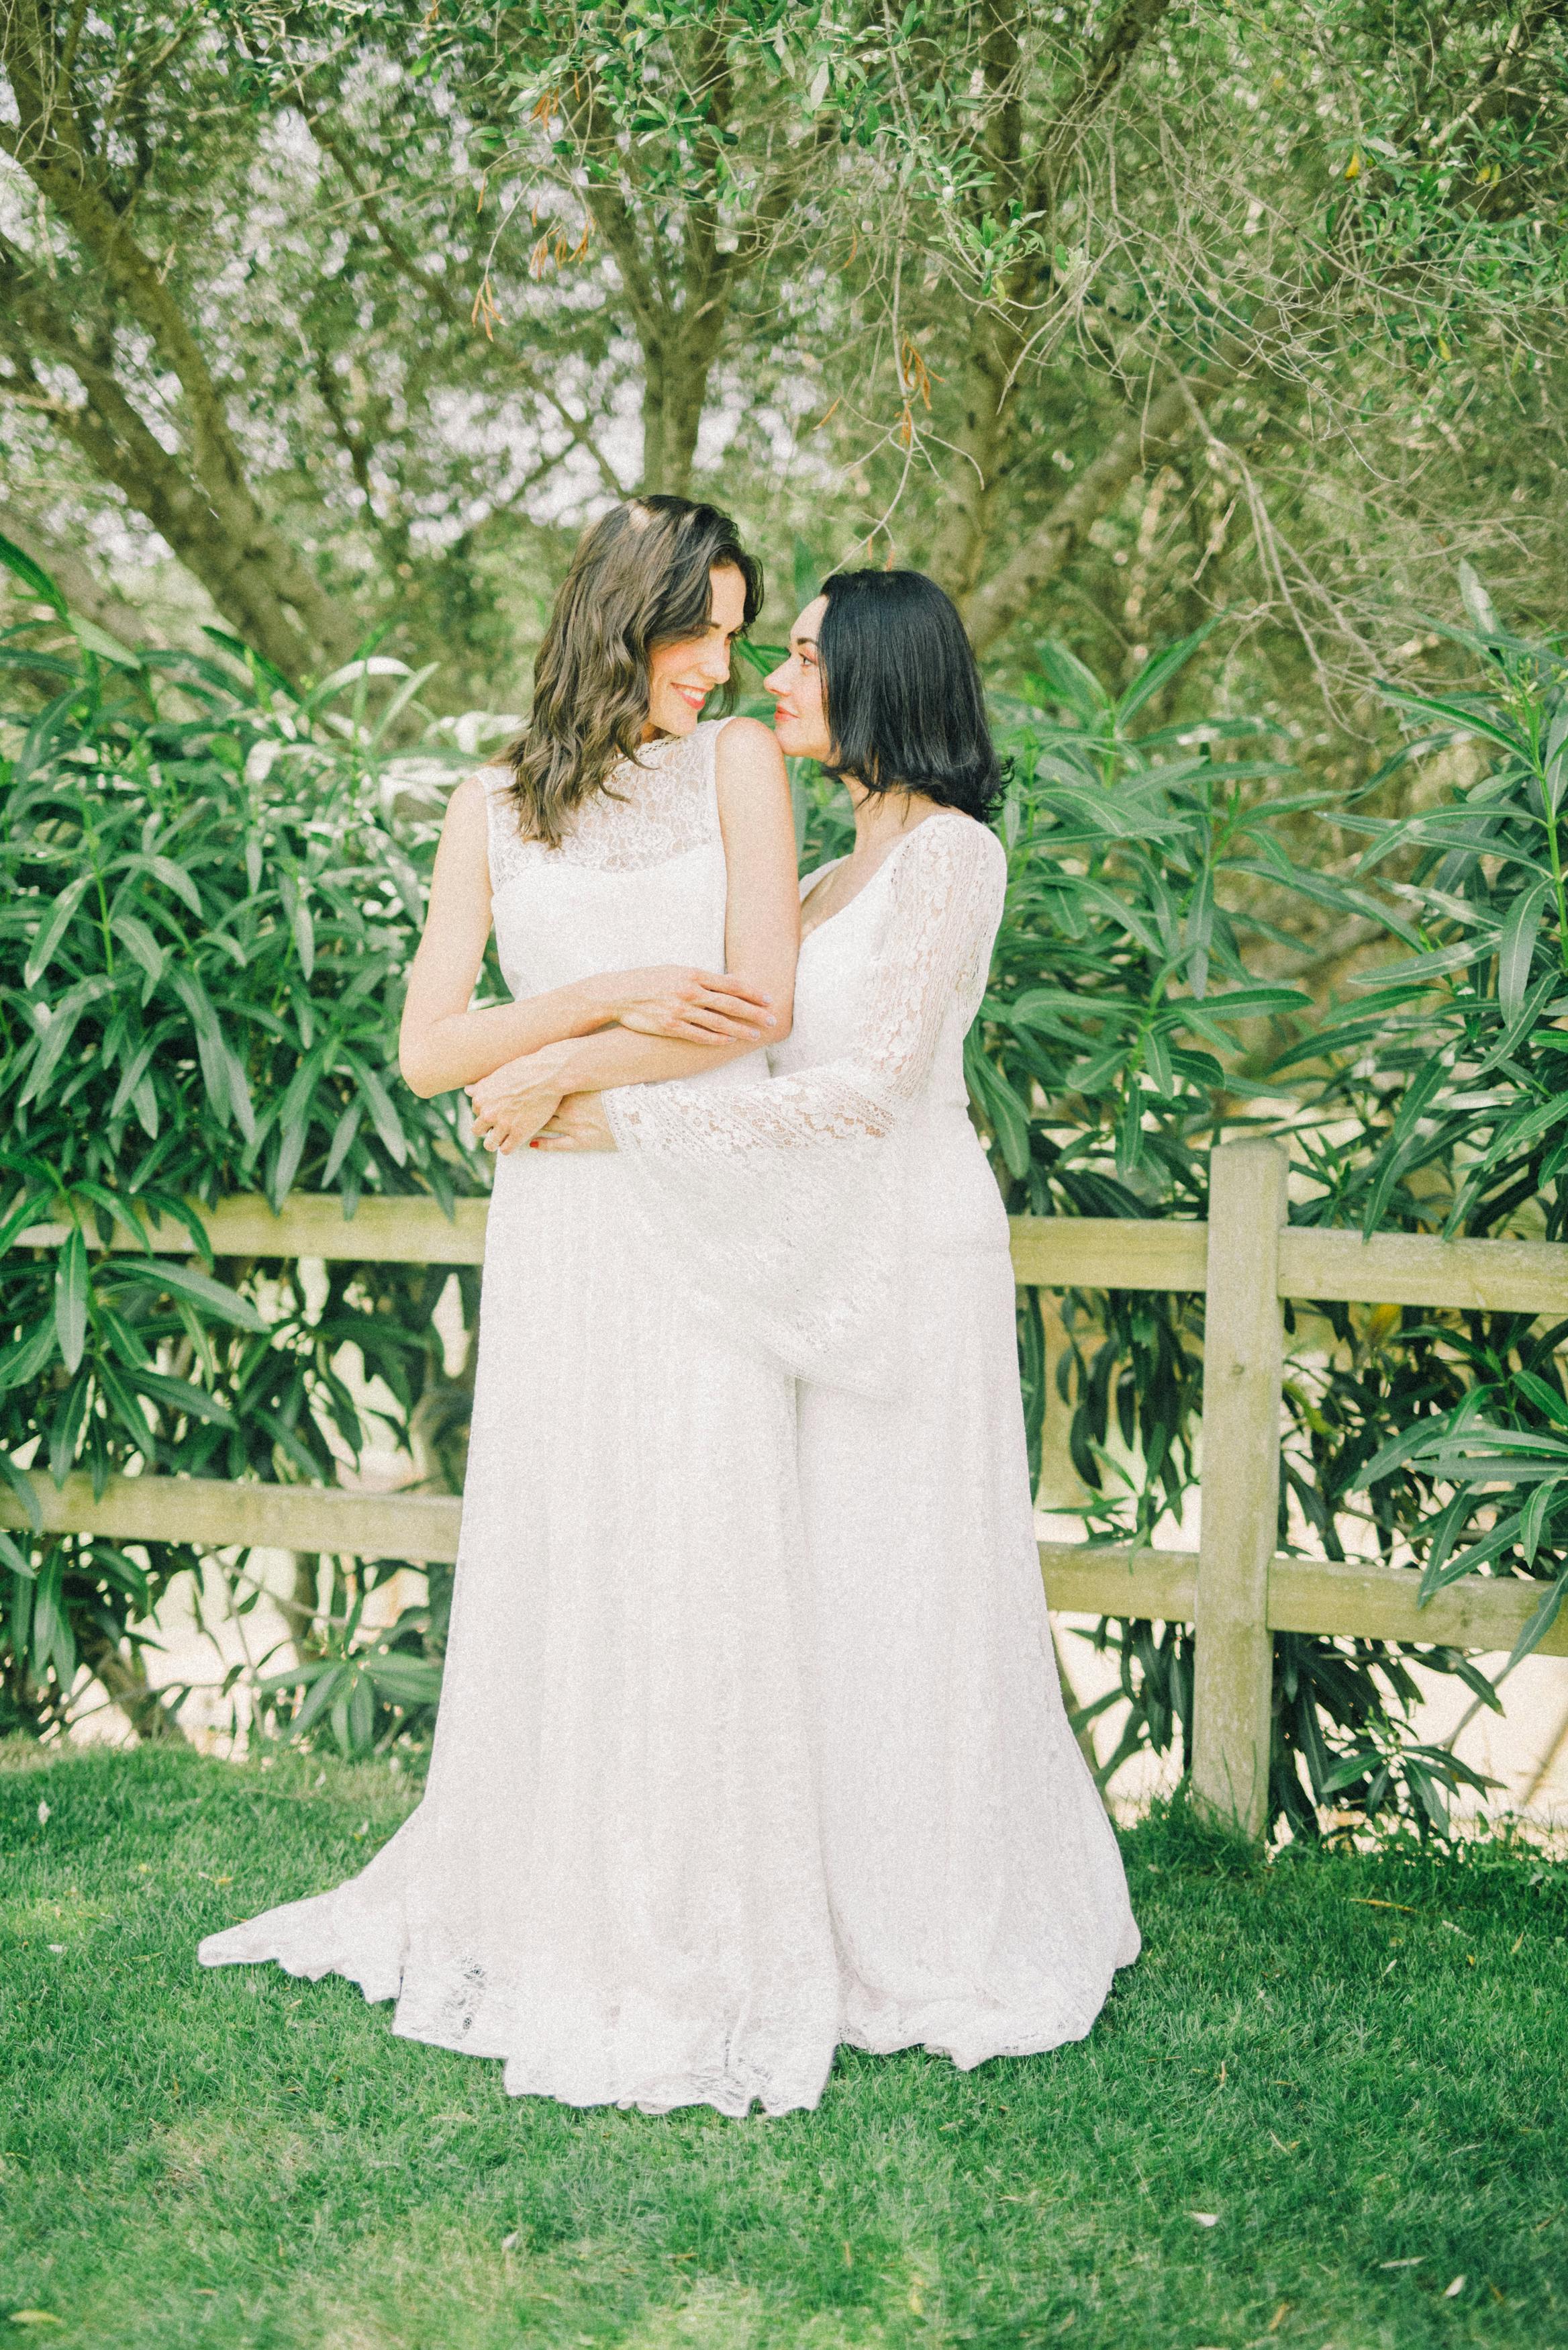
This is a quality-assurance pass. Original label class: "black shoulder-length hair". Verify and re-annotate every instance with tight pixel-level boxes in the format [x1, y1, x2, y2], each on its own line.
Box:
[816, 568, 1003, 822]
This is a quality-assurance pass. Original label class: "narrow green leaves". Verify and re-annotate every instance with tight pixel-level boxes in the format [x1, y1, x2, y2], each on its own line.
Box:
[0, 531, 67, 616]
[54, 1229, 89, 1374]
[25, 876, 95, 990]
[1498, 878, 1549, 1021]
[109, 1258, 267, 1332]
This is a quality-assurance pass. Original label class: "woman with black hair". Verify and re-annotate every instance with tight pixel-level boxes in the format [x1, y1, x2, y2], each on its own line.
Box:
[540, 570, 1140, 2070]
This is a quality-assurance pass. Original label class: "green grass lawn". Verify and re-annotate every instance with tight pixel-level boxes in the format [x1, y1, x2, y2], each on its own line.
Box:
[1, 1743, 1564, 2350]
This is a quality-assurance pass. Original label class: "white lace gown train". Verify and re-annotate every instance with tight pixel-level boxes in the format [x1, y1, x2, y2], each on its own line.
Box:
[200, 720, 841, 2116]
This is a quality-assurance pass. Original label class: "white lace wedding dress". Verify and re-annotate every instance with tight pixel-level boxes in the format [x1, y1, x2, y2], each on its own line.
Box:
[200, 718, 843, 2117]
[607, 811, 1140, 2064]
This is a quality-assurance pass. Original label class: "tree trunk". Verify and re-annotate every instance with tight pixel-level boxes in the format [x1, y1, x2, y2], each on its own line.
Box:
[927, 314, 1026, 604]
[926, 0, 1181, 635]
[0, 6, 363, 680]
[0, 254, 358, 678]
[961, 368, 1230, 655]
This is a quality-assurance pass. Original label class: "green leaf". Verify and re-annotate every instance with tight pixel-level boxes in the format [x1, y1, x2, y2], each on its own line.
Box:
[1457, 560, 1500, 639]
[1514, 1370, 1568, 1428]
[1011, 988, 1140, 1030]
[1518, 1476, 1559, 1568]
[346, 1668, 375, 1751]
[24, 875, 95, 990]
[1031, 638, 1110, 721]
[1183, 866, 1214, 1000]
[311, 654, 413, 703]
[68, 616, 143, 671]
[1377, 687, 1526, 759]
[1114, 621, 1217, 728]
[110, 915, 168, 990]
[292, 897, 315, 980]
[965, 1039, 1032, 1178]
[0, 1313, 59, 1395]
[110, 1257, 267, 1332]
[1142, 1029, 1174, 1096]
[364, 1650, 444, 1706]
[109, 1035, 160, 1123]
[0, 1450, 44, 1532]
[30, 1549, 75, 1684]
[322, 1101, 363, 1186]
[54, 1229, 89, 1374]
[129, 1370, 237, 1428]
[17, 976, 114, 1107]
[1500, 1567, 1568, 1678]
[288, 1662, 350, 1740]
[146, 855, 205, 919]
[1179, 985, 1312, 1019]
[345, 1055, 409, 1168]
[1498, 877, 1549, 1021]
[271, 1109, 311, 1207]
[0, 531, 68, 616]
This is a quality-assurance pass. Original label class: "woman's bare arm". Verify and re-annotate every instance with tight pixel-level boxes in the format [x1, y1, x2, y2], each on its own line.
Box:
[467, 718, 799, 1150]
[398, 771, 778, 1098]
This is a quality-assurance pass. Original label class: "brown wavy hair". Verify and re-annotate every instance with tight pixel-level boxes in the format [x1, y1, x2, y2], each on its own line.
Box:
[499, 494, 763, 847]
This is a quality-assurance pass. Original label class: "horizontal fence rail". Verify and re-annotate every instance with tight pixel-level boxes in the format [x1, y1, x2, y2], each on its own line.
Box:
[1, 1467, 1557, 1664]
[10, 1150, 1568, 1833]
[26, 1193, 1568, 1315]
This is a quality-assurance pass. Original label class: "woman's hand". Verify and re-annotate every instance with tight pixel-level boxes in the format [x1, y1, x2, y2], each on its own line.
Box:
[467, 1049, 569, 1155]
[601, 966, 776, 1045]
[530, 1094, 616, 1153]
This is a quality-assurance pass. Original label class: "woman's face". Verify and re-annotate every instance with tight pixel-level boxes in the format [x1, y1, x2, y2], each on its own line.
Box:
[644, 563, 749, 739]
[765, 597, 831, 762]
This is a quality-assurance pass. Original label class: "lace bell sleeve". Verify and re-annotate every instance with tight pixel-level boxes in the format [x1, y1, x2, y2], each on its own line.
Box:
[602, 816, 1007, 1393]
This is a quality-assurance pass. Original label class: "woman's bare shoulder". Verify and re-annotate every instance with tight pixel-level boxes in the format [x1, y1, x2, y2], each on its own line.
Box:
[442, 767, 507, 831]
[714, 712, 787, 786]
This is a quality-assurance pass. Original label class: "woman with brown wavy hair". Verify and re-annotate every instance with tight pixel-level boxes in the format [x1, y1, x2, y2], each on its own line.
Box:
[201, 496, 843, 2118]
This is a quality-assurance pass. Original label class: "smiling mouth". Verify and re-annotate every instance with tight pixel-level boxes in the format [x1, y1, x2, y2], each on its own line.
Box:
[673, 686, 707, 710]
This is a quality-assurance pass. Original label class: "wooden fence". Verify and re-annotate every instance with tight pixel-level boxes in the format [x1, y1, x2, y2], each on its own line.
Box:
[7, 1137, 1568, 1836]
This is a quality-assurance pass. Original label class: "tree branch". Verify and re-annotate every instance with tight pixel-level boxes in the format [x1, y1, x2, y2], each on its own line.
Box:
[0, 236, 352, 675]
[960, 365, 1232, 654]
[1029, 0, 1176, 211]
[305, 117, 625, 500]
[1428, 0, 1568, 153]
[0, 1, 356, 671]
[928, 0, 1177, 598]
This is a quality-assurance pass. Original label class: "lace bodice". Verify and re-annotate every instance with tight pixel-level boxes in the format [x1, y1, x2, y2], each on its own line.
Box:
[483, 722, 721, 886]
[603, 814, 1009, 1391]
[479, 720, 735, 1013]
[607, 814, 1004, 1155]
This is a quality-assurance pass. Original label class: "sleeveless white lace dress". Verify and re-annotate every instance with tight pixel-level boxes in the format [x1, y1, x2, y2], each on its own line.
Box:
[200, 718, 842, 2118]
[607, 811, 1140, 2066]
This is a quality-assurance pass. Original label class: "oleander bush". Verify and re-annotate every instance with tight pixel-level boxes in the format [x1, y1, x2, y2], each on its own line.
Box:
[964, 585, 1567, 1837]
[0, 535, 481, 1744]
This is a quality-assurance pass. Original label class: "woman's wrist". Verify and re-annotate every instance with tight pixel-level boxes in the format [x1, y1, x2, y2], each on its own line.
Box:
[573, 972, 625, 1031]
[534, 1034, 594, 1091]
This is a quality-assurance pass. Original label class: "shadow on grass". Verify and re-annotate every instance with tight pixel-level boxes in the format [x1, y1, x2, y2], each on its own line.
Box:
[1, 1740, 1564, 2350]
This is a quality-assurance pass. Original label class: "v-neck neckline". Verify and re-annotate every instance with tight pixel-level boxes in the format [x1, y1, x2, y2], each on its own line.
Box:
[799, 813, 951, 946]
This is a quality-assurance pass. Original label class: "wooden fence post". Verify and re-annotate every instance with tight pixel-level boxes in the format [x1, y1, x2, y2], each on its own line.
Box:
[1191, 1139, 1289, 1839]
